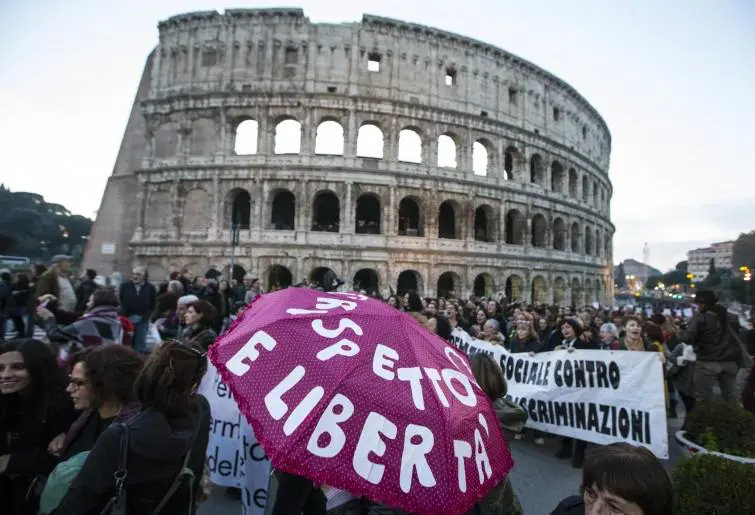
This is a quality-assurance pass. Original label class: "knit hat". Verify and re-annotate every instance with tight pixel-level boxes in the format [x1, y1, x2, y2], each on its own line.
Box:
[560, 317, 583, 338]
[695, 290, 717, 307]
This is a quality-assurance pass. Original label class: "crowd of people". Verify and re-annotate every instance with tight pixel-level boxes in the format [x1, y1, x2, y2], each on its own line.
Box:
[1, 254, 754, 514]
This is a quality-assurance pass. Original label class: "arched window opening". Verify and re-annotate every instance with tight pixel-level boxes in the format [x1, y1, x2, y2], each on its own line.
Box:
[474, 206, 494, 242]
[274, 119, 302, 154]
[530, 154, 544, 185]
[267, 265, 293, 291]
[568, 168, 578, 197]
[531, 214, 547, 247]
[437, 134, 458, 168]
[355, 195, 381, 234]
[397, 270, 421, 296]
[437, 272, 458, 299]
[570, 223, 581, 253]
[553, 218, 566, 251]
[438, 201, 459, 239]
[595, 231, 602, 257]
[553, 277, 566, 306]
[584, 227, 593, 256]
[505, 275, 523, 301]
[473, 273, 494, 298]
[551, 161, 564, 193]
[357, 124, 384, 158]
[531, 276, 548, 304]
[271, 190, 295, 230]
[571, 279, 582, 307]
[309, 267, 337, 290]
[585, 279, 594, 305]
[234, 120, 258, 155]
[504, 146, 518, 180]
[472, 141, 489, 176]
[353, 269, 380, 295]
[398, 129, 422, 163]
[311, 192, 340, 232]
[398, 197, 422, 237]
[582, 176, 589, 202]
[315, 120, 344, 155]
[592, 182, 599, 206]
[230, 190, 251, 229]
[505, 209, 525, 245]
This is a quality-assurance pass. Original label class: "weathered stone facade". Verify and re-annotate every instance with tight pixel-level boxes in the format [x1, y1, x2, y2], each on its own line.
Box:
[83, 8, 615, 305]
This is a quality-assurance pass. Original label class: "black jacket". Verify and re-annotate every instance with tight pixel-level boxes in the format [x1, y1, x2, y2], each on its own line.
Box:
[75, 280, 98, 313]
[680, 308, 740, 362]
[119, 281, 157, 318]
[55, 395, 211, 515]
[550, 495, 583, 515]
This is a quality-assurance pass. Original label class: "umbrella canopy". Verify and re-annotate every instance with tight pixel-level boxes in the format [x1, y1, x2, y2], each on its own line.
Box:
[209, 289, 513, 514]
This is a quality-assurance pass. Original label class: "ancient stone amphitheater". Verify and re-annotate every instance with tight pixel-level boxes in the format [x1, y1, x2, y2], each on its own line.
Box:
[84, 8, 614, 304]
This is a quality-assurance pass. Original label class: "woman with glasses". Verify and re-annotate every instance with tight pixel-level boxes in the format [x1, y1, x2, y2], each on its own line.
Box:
[56, 341, 211, 514]
[0, 339, 75, 514]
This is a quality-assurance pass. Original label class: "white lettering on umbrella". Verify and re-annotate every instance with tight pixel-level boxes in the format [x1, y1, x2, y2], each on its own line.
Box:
[226, 330, 277, 376]
[286, 297, 358, 315]
[474, 427, 492, 484]
[264, 365, 305, 420]
[444, 346, 474, 377]
[284, 386, 325, 436]
[312, 318, 363, 361]
[312, 318, 364, 339]
[400, 424, 437, 492]
[307, 394, 355, 458]
[423, 368, 449, 408]
[397, 367, 425, 410]
[353, 411, 397, 484]
[453, 440, 472, 493]
[373, 344, 399, 380]
[442, 369, 477, 407]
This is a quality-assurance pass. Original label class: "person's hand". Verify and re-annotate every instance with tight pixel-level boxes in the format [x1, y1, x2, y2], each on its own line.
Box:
[38, 294, 56, 303]
[48, 433, 66, 455]
[566, 347, 576, 353]
[36, 307, 55, 320]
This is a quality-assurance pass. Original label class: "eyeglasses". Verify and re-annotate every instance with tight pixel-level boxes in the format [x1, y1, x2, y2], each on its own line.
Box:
[68, 376, 87, 388]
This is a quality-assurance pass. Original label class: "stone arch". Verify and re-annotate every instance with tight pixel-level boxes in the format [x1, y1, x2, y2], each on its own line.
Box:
[397, 128, 422, 163]
[438, 200, 461, 239]
[274, 118, 302, 154]
[154, 123, 177, 158]
[353, 268, 380, 294]
[189, 118, 217, 155]
[271, 189, 296, 230]
[531, 213, 548, 248]
[145, 190, 171, 230]
[437, 271, 461, 299]
[226, 188, 251, 229]
[357, 123, 384, 159]
[267, 265, 293, 291]
[398, 196, 423, 237]
[473, 273, 495, 298]
[595, 230, 602, 257]
[570, 222, 581, 253]
[146, 263, 168, 284]
[474, 204, 495, 242]
[355, 194, 381, 234]
[309, 267, 338, 289]
[550, 160, 564, 193]
[581, 175, 589, 202]
[592, 181, 599, 206]
[553, 217, 566, 250]
[234, 119, 258, 155]
[568, 168, 578, 197]
[311, 190, 340, 232]
[530, 153, 544, 186]
[315, 119, 344, 155]
[505, 274, 524, 301]
[605, 234, 612, 259]
[437, 133, 459, 168]
[584, 226, 593, 255]
[397, 270, 423, 295]
[505, 209, 525, 245]
[553, 277, 567, 306]
[472, 139, 492, 176]
[503, 146, 519, 180]
[182, 188, 211, 232]
[584, 279, 594, 305]
[571, 278, 582, 307]
[531, 275, 548, 304]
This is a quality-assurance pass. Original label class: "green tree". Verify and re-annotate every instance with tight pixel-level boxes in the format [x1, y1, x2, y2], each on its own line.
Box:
[732, 231, 755, 271]
[646, 274, 663, 289]
[709, 257, 716, 276]
[615, 262, 627, 288]
[676, 260, 689, 273]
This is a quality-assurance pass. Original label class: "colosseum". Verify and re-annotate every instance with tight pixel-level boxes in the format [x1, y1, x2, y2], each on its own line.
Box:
[83, 8, 615, 305]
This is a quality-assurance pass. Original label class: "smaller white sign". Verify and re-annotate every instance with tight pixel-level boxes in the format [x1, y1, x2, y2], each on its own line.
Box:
[101, 243, 116, 255]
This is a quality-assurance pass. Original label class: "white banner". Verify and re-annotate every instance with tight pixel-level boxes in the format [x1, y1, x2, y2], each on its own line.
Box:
[451, 329, 669, 459]
[198, 364, 272, 513]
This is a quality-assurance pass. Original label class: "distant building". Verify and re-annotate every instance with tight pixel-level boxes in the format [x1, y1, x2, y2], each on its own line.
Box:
[687, 241, 734, 282]
[619, 258, 662, 280]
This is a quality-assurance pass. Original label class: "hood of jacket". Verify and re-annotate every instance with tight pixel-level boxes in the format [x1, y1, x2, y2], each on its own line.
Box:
[125, 399, 205, 461]
[492, 396, 527, 433]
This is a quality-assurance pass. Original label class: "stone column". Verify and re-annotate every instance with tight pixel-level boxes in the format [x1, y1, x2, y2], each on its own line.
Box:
[343, 182, 353, 234]
[345, 110, 357, 158]
[387, 186, 397, 235]
[210, 175, 220, 238]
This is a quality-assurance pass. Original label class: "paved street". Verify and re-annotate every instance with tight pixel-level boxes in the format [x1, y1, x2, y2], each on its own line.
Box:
[199, 414, 685, 514]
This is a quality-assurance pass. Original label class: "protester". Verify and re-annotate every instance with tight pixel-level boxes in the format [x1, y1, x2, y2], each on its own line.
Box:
[181, 300, 219, 351]
[119, 266, 157, 353]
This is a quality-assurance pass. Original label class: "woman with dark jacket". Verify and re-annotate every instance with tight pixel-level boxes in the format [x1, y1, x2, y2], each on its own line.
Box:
[55, 341, 211, 514]
[181, 300, 219, 351]
[0, 339, 76, 515]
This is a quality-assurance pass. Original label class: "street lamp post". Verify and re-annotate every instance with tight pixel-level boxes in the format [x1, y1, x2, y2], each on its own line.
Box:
[230, 222, 240, 281]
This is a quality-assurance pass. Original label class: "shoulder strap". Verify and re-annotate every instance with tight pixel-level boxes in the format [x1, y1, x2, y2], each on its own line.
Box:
[114, 423, 130, 496]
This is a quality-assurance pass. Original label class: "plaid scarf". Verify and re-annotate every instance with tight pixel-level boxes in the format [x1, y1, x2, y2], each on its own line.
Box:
[49, 306, 126, 348]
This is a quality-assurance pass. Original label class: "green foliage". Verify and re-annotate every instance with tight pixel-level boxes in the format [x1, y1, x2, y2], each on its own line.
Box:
[708, 257, 716, 276]
[685, 399, 755, 457]
[614, 262, 627, 288]
[646, 269, 691, 289]
[673, 453, 755, 515]
[0, 186, 92, 262]
[675, 260, 688, 272]
[732, 231, 755, 270]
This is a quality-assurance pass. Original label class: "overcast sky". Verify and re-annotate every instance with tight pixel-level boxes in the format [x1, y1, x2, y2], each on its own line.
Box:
[1, 0, 753, 271]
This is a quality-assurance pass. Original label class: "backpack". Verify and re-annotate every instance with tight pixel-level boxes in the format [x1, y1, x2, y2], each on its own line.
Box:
[39, 451, 91, 514]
